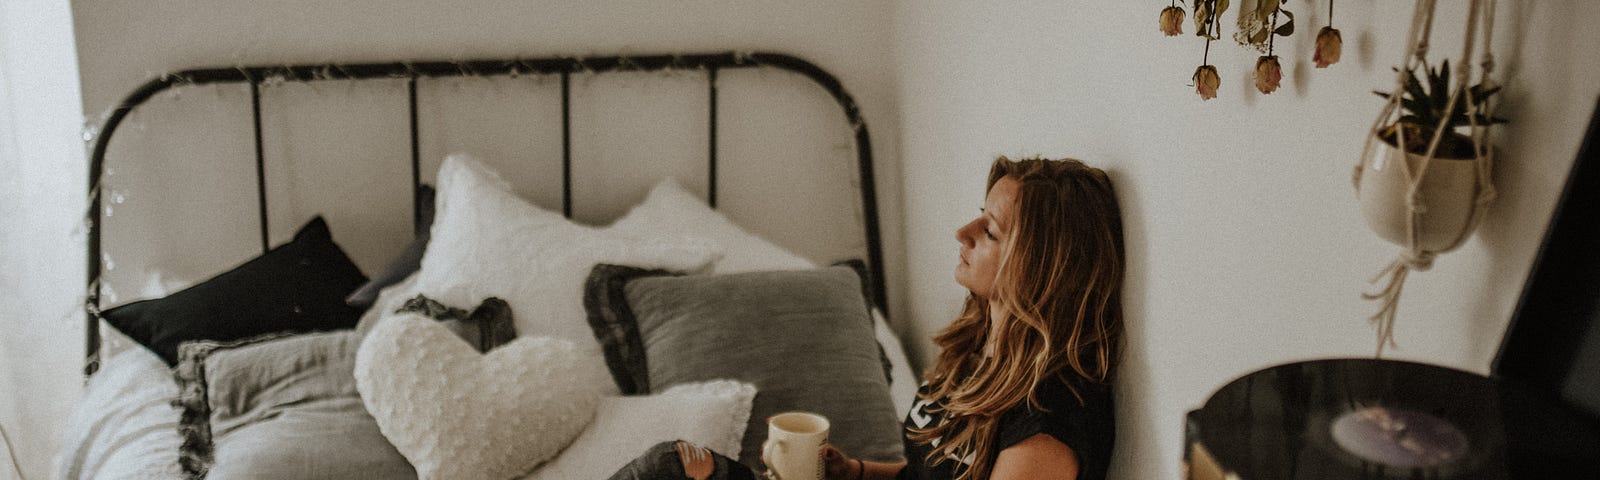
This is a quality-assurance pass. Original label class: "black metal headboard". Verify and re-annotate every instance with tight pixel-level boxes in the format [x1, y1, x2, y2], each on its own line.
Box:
[84, 52, 884, 376]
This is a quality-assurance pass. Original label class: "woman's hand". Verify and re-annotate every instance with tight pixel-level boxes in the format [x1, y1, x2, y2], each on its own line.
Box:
[821, 445, 862, 480]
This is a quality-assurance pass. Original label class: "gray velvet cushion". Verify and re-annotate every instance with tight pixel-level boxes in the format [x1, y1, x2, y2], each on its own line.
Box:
[176, 331, 415, 479]
[584, 264, 904, 469]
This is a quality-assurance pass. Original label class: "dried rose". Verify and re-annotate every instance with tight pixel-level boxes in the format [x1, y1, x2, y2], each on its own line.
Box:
[1160, 6, 1185, 36]
[1314, 26, 1343, 68]
[1193, 65, 1220, 100]
[1254, 56, 1282, 94]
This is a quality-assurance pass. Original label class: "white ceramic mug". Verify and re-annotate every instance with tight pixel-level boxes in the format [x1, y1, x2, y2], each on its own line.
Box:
[760, 411, 830, 480]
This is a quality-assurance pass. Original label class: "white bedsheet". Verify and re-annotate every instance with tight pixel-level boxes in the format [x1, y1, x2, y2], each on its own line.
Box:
[55, 347, 182, 480]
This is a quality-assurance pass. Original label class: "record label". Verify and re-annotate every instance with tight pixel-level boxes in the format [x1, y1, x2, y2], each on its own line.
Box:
[1329, 406, 1469, 468]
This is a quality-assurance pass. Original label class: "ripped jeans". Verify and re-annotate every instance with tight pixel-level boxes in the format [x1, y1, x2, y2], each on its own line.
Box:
[608, 441, 762, 480]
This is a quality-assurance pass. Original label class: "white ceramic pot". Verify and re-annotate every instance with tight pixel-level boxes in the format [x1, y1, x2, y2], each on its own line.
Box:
[1357, 142, 1482, 253]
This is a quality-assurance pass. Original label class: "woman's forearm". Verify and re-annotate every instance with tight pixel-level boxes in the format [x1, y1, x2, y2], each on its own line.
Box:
[860, 460, 906, 480]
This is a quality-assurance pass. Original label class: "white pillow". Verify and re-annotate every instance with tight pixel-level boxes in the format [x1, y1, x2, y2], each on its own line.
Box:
[611, 179, 814, 274]
[354, 273, 420, 337]
[873, 309, 918, 416]
[524, 380, 757, 480]
[355, 312, 612, 480]
[415, 154, 719, 352]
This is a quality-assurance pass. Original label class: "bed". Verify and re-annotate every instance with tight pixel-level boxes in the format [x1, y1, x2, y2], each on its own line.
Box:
[59, 52, 916, 480]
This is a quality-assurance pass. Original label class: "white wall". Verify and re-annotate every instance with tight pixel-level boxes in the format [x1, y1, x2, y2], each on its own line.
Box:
[0, 1, 85, 479]
[895, 1, 1600, 479]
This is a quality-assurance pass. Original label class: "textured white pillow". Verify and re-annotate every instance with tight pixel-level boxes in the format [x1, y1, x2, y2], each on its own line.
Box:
[354, 273, 419, 337]
[524, 380, 757, 480]
[610, 179, 814, 274]
[355, 313, 612, 480]
[415, 154, 719, 353]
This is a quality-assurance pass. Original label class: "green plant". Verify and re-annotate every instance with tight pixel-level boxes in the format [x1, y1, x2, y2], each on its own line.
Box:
[1373, 59, 1507, 158]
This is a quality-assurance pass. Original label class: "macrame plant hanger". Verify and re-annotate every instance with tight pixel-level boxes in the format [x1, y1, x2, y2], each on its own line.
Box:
[1358, 0, 1500, 357]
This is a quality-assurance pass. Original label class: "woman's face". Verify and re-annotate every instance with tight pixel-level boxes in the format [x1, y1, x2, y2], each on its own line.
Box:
[955, 176, 1019, 299]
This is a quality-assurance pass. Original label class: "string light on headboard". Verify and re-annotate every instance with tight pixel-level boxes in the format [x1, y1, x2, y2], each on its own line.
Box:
[80, 52, 889, 377]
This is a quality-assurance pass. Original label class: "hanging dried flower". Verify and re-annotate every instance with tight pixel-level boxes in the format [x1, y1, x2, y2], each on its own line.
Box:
[1255, 56, 1282, 94]
[1160, 6, 1185, 36]
[1235, 1, 1295, 53]
[1314, 26, 1343, 68]
[1193, 65, 1220, 100]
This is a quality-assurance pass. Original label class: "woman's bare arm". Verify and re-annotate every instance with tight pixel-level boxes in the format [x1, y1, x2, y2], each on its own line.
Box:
[989, 433, 1080, 480]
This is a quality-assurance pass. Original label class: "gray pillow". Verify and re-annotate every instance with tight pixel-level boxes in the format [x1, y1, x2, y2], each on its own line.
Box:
[174, 331, 416, 480]
[584, 264, 904, 469]
[345, 184, 435, 309]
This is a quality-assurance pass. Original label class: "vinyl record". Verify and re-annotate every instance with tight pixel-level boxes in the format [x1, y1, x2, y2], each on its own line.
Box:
[1186, 358, 1509, 480]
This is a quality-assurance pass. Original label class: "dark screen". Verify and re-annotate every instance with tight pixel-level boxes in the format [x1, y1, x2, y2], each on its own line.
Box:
[1494, 96, 1600, 419]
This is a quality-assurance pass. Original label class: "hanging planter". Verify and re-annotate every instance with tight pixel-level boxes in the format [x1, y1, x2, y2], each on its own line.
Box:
[1358, 61, 1505, 252]
[1354, 0, 1505, 356]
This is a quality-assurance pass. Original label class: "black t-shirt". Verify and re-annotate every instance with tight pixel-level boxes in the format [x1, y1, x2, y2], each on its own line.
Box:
[895, 376, 1114, 480]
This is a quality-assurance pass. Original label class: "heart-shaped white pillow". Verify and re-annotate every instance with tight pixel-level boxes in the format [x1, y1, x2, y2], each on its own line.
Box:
[355, 313, 610, 480]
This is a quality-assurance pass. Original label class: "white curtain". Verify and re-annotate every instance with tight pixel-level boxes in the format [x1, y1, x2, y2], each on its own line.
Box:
[0, 1, 85, 479]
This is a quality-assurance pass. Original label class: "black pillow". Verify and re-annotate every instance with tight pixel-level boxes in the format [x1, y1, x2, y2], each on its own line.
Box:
[103, 216, 368, 366]
[345, 184, 435, 309]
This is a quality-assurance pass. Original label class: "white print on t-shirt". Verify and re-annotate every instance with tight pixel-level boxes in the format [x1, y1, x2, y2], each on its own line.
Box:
[910, 397, 936, 428]
[909, 384, 975, 466]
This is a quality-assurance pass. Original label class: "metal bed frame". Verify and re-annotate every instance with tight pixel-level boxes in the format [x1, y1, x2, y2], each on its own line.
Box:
[84, 52, 885, 376]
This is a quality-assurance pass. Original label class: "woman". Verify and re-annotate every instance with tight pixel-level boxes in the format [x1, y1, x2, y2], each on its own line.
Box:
[612, 156, 1125, 480]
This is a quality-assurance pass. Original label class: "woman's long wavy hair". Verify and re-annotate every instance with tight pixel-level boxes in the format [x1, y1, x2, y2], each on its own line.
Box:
[908, 157, 1126, 480]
